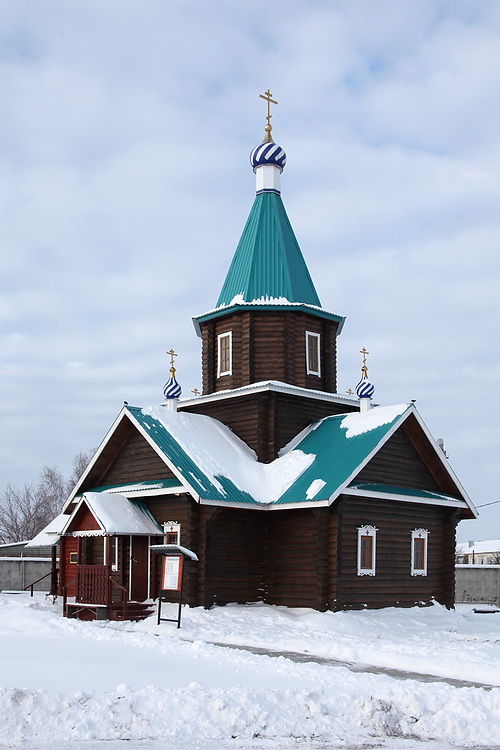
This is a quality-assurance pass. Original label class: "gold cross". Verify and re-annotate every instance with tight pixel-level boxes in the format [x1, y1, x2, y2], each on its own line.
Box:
[346, 388, 354, 396]
[166, 348, 178, 368]
[360, 347, 369, 379]
[259, 89, 278, 142]
[192, 387, 200, 397]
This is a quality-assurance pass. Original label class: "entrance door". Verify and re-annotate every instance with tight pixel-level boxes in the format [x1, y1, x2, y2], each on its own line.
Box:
[130, 536, 149, 601]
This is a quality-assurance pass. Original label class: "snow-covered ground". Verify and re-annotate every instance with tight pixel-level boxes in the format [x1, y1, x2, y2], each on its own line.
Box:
[1, 593, 500, 750]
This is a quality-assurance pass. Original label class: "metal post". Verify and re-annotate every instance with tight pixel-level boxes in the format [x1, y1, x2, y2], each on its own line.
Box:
[177, 564, 185, 628]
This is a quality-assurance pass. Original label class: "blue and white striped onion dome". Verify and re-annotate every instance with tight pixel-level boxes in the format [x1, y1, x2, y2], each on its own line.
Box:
[250, 141, 287, 172]
[356, 377, 375, 399]
[163, 375, 182, 400]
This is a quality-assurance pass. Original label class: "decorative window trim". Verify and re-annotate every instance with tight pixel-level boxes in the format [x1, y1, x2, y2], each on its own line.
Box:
[411, 528, 429, 576]
[164, 520, 181, 545]
[217, 331, 232, 377]
[305, 331, 321, 376]
[357, 525, 377, 576]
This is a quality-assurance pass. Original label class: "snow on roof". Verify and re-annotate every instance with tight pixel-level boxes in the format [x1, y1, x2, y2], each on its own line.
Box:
[142, 406, 314, 504]
[150, 544, 199, 560]
[68, 493, 163, 536]
[340, 404, 408, 438]
[127, 401, 470, 512]
[26, 513, 68, 547]
[456, 539, 500, 555]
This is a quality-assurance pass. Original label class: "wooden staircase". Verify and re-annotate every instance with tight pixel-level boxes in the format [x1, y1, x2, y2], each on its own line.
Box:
[108, 601, 155, 621]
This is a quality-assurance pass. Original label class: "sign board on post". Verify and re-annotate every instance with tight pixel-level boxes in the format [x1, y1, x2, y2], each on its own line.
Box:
[161, 555, 183, 591]
[150, 544, 198, 629]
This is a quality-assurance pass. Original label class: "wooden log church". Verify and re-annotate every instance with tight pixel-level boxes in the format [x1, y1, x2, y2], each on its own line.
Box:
[54, 92, 477, 620]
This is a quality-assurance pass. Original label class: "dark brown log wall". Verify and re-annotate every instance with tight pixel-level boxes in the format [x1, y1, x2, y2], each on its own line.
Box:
[334, 494, 457, 610]
[264, 508, 329, 610]
[356, 426, 442, 492]
[200, 311, 339, 395]
[100, 430, 177, 487]
[201, 507, 266, 608]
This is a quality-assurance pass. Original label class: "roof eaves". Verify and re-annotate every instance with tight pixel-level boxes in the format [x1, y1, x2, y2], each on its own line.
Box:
[192, 303, 345, 338]
[125, 407, 203, 503]
[406, 407, 477, 518]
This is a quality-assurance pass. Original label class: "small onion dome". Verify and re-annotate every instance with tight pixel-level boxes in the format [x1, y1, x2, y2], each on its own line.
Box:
[250, 141, 287, 173]
[163, 370, 182, 400]
[355, 377, 375, 400]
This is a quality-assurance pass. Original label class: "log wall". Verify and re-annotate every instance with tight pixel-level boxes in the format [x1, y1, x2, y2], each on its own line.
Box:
[200, 311, 339, 395]
[101, 430, 177, 486]
[357, 426, 442, 492]
[334, 495, 458, 610]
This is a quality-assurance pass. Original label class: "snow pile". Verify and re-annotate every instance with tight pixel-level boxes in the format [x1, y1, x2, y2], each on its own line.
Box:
[144, 407, 315, 503]
[1, 594, 500, 748]
[341, 403, 408, 437]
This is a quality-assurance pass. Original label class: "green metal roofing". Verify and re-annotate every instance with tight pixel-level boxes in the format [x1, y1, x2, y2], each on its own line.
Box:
[348, 483, 464, 504]
[275, 407, 412, 505]
[215, 191, 321, 308]
[124, 404, 421, 508]
[127, 406, 260, 505]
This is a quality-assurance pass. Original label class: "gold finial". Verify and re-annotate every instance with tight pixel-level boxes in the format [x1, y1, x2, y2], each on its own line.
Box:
[360, 347, 369, 379]
[259, 89, 278, 143]
[166, 348, 178, 377]
[346, 388, 354, 396]
[191, 387, 200, 397]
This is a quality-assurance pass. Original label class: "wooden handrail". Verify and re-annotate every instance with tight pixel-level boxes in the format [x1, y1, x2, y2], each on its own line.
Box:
[62, 576, 77, 613]
[109, 576, 128, 620]
[23, 568, 59, 597]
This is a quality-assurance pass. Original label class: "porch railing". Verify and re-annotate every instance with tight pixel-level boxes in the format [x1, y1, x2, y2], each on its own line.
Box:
[76, 565, 110, 604]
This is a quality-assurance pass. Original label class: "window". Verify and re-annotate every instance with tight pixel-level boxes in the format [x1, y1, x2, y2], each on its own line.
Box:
[69, 552, 78, 564]
[411, 529, 429, 576]
[217, 332, 232, 377]
[306, 331, 321, 376]
[164, 521, 181, 545]
[357, 525, 377, 576]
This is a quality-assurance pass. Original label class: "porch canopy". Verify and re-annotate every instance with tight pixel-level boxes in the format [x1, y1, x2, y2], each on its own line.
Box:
[61, 492, 163, 536]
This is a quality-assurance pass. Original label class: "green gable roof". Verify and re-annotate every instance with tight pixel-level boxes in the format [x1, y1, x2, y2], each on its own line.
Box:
[216, 191, 321, 308]
[275, 406, 412, 505]
[125, 403, 428, 509]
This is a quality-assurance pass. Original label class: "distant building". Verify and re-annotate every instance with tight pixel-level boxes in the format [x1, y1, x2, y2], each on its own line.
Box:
[456, 539, 500, 565]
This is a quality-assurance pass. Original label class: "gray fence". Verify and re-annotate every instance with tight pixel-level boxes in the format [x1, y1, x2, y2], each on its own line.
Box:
[0, 557, 54, 592]
[455, 564, 500, 606]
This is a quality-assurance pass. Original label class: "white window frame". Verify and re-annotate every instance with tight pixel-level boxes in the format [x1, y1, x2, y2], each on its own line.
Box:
[217, 331, 232, 377]
[164, 521, 181, 545]
[411, 528, 429, 576]
[305, 331, 321, 376]
[357, 525, 377, 576]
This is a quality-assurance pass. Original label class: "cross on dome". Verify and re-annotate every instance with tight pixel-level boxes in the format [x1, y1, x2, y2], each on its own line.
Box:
[259, 89, 278, 143]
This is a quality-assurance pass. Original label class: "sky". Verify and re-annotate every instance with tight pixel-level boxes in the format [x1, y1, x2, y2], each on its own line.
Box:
[1, 0, 499, 542]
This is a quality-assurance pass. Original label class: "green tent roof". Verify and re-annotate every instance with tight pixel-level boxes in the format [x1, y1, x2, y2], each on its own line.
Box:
[216, 191, 321, 308]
